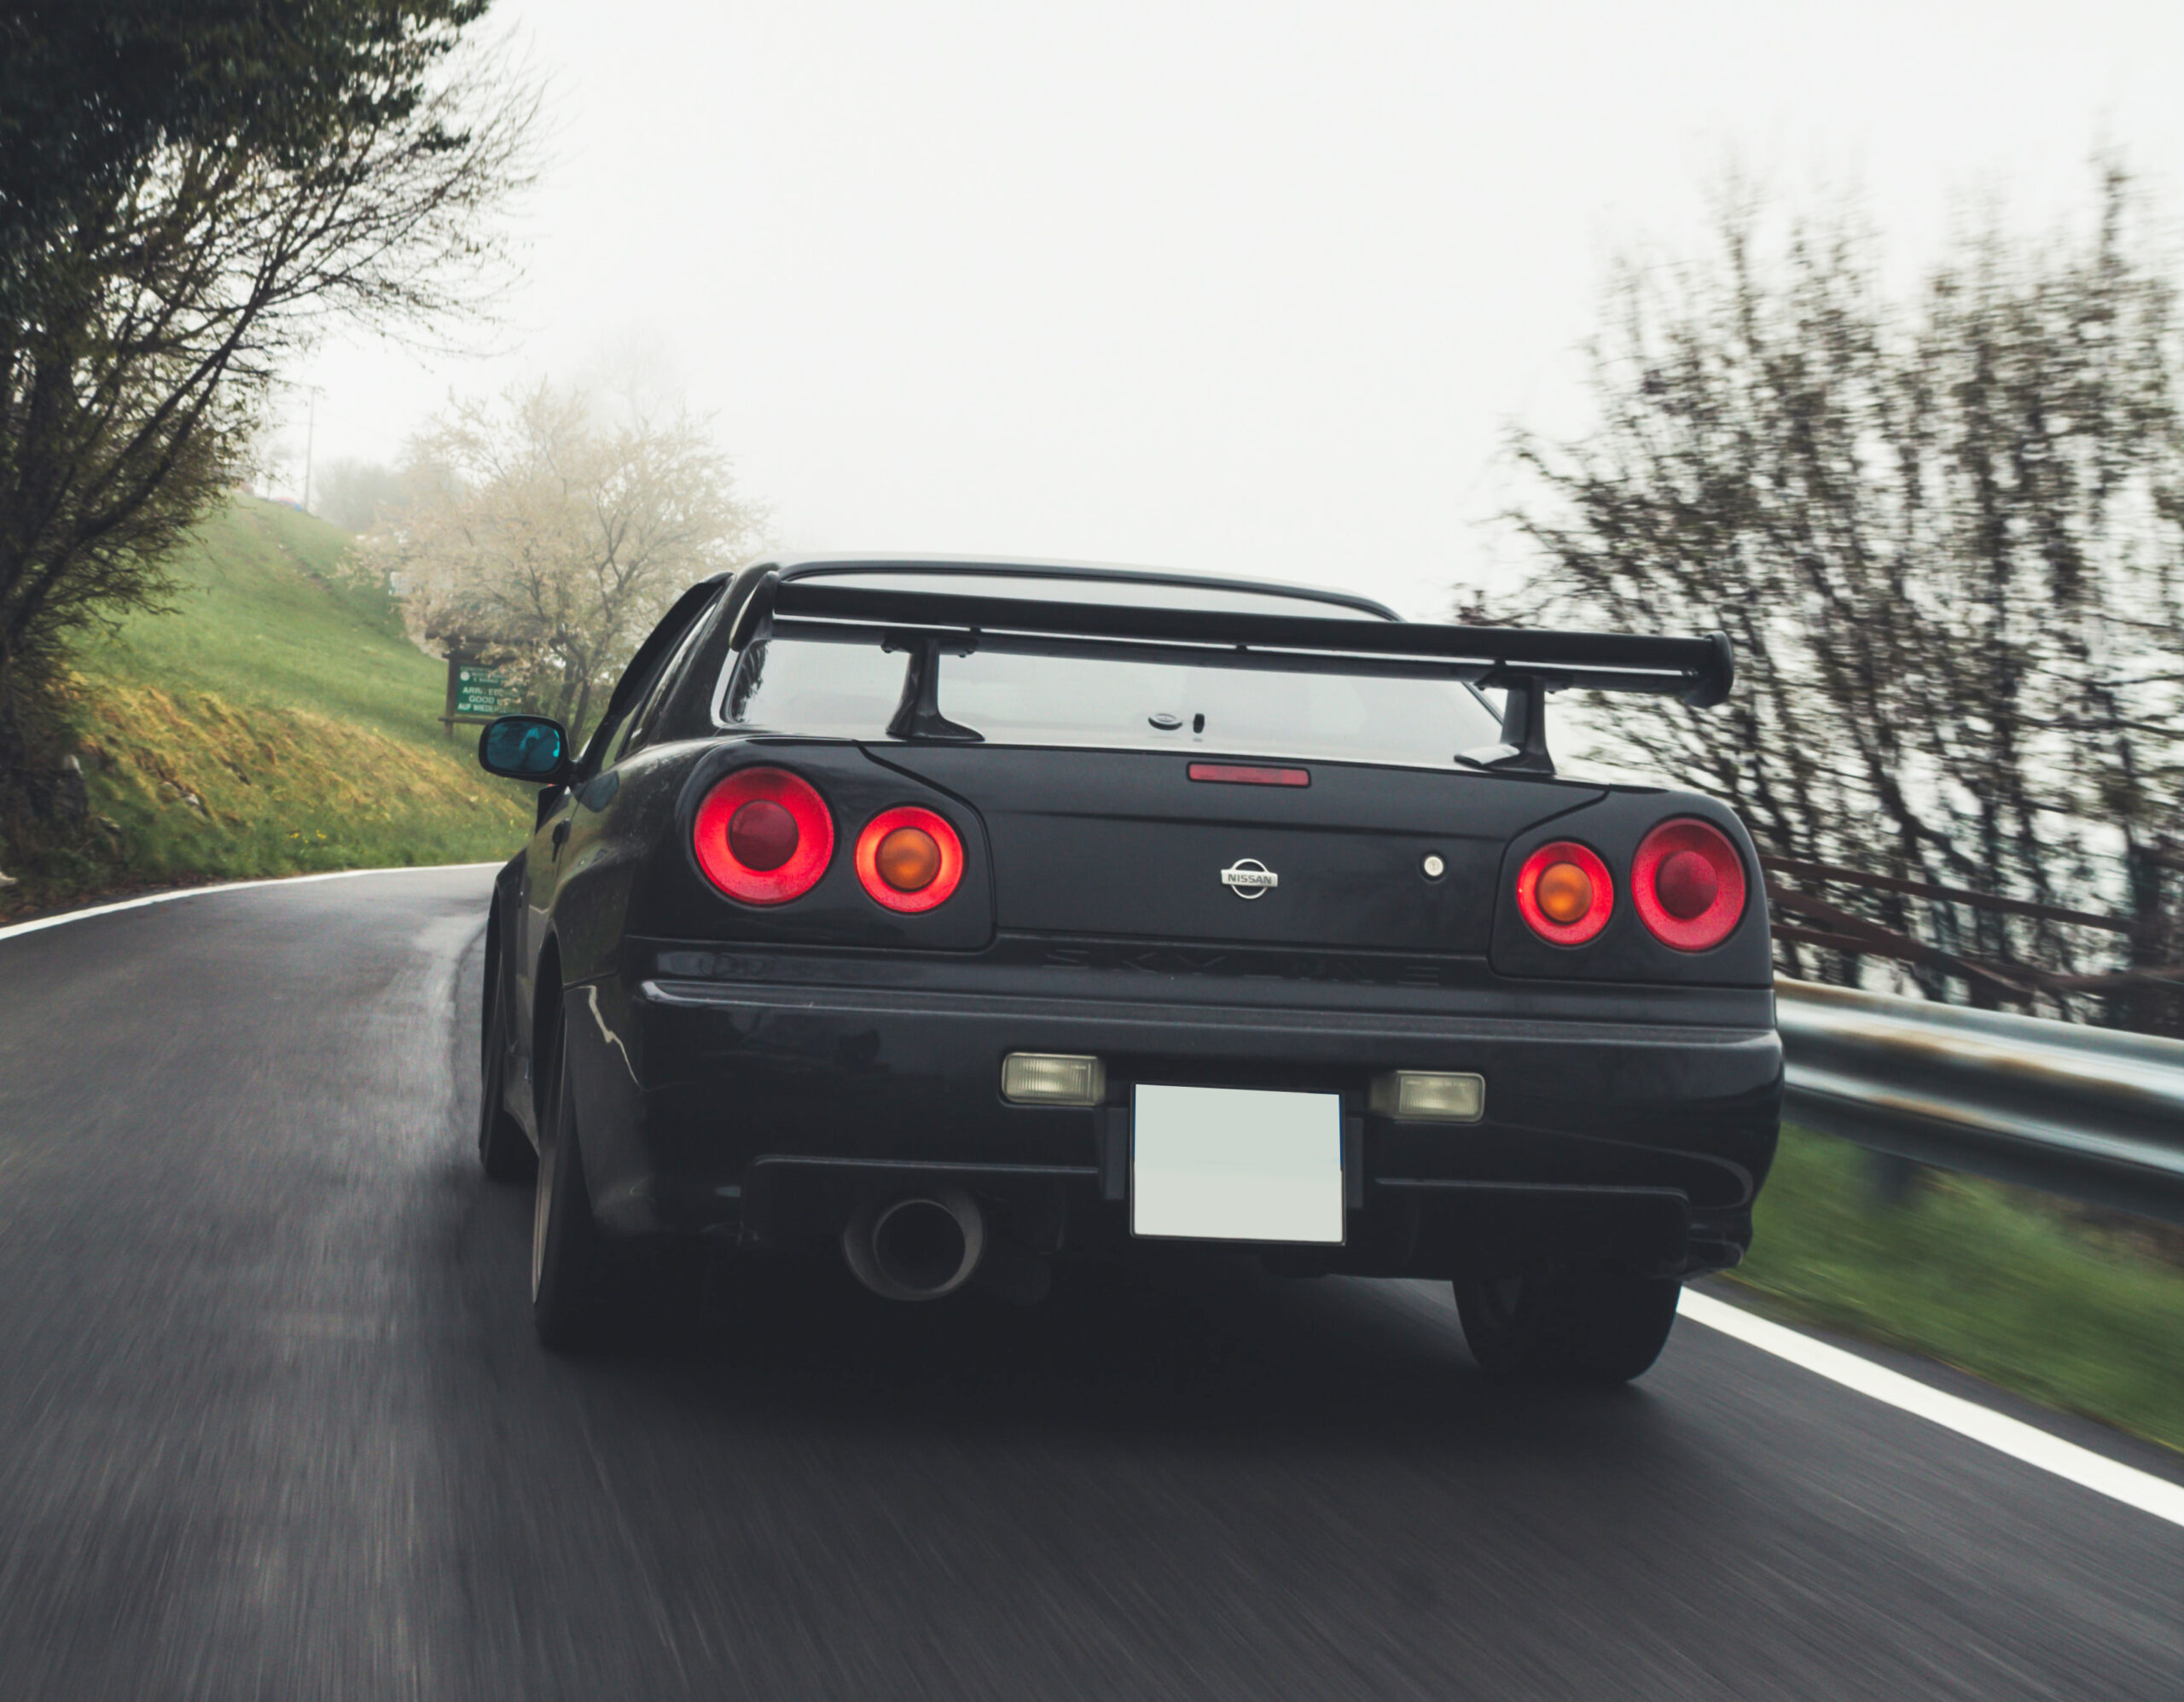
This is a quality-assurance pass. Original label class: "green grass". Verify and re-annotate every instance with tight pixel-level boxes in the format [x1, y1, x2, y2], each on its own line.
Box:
[3, 497, 531, 915]
[1730, 1126, 2184, 1454]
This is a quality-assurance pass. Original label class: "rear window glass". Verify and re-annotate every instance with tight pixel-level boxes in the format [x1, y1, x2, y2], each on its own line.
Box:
[721, 636, 1504, 770]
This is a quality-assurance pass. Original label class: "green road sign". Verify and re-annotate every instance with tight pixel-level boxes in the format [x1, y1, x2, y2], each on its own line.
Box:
[452, 663, 522, 718]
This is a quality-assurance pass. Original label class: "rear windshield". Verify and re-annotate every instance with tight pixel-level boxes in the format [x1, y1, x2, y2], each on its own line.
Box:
[720, 636, 1505, 770]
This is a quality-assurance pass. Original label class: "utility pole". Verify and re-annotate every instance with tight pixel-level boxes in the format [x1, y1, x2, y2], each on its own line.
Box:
[272, 378, 327, 512]
[297, 382, 324, 514]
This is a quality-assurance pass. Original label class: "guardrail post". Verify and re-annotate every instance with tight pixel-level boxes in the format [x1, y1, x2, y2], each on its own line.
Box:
[1863, 1149, 1925, 1208]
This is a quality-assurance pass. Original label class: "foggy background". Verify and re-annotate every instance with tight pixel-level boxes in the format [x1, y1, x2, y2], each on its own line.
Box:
[286, 0, 2184, 619]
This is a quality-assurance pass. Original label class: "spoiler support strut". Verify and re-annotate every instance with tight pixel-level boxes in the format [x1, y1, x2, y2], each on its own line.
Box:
[1459, 671, 1564, 773]
[885, 633, 982, 743]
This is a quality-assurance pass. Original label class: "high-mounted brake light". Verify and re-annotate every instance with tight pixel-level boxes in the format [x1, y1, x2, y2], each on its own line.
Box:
[1633, 818, 1746, 951]
[1188, 764, 1310, 787]
[855, 805, 965, 913]
[694, 768, 834, 903]
[1515, 841, 1613, 945]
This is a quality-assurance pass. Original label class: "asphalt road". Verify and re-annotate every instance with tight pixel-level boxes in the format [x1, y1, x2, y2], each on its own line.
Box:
[1, 868, 2178, 1700]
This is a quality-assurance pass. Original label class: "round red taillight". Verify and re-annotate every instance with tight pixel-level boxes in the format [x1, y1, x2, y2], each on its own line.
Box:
[1514, 840, 1613, 945]
[1633, 818, 1746, 950]
[855, 805, 965, 913]
[693, 768, 834, 903]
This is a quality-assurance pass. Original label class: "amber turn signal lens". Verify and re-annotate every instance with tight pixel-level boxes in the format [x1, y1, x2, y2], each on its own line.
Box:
[875, 825, 941, 892]
[1514, 839, 1613, 945]
[1535, 860, 1593, 925]
[854, 805, 966, 913]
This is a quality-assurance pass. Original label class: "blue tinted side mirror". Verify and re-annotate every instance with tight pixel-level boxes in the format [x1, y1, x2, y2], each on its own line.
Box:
[478, 715, 569, 783]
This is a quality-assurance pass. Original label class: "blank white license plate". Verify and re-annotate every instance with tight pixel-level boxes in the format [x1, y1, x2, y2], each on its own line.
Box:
[1130, 1083, 1345, 1244]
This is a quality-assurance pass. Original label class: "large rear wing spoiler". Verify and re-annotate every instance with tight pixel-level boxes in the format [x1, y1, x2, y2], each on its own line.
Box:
[728, 569, 1734, 773]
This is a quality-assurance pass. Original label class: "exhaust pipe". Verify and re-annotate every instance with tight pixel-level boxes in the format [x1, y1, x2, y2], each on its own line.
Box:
[843, 1186, 986, 1302]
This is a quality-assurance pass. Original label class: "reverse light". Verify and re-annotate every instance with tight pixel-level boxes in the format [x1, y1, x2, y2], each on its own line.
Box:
[1633, 817, 1747, 951]
[1514, 840, 1613, 945]
[1369, 1071, 1485, 1123]
[855, 805, 966, 913]
[1001, 1052, 1106, 1106]
[693, 768, 834, 903]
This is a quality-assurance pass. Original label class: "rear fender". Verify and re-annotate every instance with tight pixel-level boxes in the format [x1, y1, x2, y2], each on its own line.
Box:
[558, 972, 656, 1234]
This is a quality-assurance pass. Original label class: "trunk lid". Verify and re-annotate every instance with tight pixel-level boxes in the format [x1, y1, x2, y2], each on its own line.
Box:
[867, 746, 1602, 955]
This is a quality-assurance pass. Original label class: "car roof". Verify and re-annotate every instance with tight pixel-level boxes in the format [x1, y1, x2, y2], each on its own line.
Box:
[752, 553, 1402, 621]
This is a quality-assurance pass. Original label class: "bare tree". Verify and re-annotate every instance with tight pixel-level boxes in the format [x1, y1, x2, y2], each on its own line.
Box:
[386, 380, 766, 740]
[1491, 167, 2184, 1019]
[0, 3, 533, 824]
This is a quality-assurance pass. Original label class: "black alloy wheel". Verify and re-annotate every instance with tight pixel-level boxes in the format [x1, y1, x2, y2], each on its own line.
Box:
[1453, 1263, 1682, 1385]
[531, 1008, 605, 1351]
[477, 982, 535, 1182]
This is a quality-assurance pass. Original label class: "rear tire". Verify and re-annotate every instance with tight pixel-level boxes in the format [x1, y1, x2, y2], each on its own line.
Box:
[477, 984, 534, 1183]
[531, 1009, 605, 1351]
[1454, 1264, 1682, 1385]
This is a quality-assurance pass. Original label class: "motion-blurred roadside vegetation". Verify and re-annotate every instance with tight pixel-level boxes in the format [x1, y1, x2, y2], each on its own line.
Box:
[1489, 165, 2184, 1034]
[1733, 1128, 2184, 1455]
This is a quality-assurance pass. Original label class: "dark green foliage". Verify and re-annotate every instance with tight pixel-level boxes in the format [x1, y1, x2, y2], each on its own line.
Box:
[0, 0, 526, 849]
[0, 3, 485, 289]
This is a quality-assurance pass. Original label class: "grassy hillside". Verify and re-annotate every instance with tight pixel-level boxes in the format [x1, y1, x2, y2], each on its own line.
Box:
[3, 497, 530, 916]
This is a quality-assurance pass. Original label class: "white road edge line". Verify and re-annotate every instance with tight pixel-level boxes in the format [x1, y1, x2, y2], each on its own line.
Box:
[1678, 1287, 2184, 1529]
[0, 862, 505, 944]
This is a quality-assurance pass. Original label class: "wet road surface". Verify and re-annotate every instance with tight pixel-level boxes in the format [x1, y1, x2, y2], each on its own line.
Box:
[1, 868, 2178, 1699]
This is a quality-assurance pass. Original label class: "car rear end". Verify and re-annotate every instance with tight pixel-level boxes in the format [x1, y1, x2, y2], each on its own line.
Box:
[556, 563, 1780, 1340]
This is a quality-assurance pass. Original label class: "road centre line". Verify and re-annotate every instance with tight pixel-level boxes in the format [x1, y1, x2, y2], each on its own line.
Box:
[0, 862, 503, 944]
[1678, 1288, 2184, 1529]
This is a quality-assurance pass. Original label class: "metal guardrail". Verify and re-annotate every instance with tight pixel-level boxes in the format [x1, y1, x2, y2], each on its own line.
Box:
[1775, 978, 2184, 1228]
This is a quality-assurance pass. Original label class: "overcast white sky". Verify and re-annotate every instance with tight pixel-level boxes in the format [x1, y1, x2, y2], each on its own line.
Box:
[286, 0, 2183, 619]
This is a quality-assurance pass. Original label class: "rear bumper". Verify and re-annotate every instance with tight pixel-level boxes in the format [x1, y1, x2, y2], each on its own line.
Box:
[562, 965, 1782, 1279]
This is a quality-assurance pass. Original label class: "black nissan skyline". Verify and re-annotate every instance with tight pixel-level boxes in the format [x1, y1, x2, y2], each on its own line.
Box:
[473, 556, 1781, 1382]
